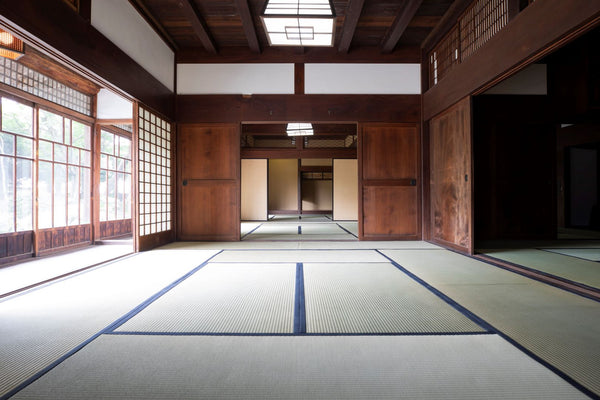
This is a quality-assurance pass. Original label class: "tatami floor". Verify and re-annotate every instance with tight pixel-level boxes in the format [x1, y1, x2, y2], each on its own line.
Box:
[1, 219, 599, 399]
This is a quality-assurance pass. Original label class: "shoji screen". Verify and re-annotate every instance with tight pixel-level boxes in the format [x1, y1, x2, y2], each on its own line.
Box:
[137, 105, 174, 250]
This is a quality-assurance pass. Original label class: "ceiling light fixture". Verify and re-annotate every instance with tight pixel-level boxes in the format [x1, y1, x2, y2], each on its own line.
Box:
[286, 122, 314, 136]
[261, 0, 336, 47]
[0, 29, 24, 60]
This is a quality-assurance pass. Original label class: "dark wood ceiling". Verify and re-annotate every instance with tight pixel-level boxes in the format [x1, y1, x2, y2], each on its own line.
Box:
[130, 0, 455, 62]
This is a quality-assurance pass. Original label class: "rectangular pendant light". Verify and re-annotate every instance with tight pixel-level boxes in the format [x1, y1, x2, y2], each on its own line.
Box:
[0, 29, 25, 60]
[261, 0, 336, 47]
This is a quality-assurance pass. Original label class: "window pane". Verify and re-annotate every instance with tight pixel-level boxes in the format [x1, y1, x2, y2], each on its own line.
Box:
[72, 121, 91, 149]
[68, 166, 79, 226]
[124, 173, 131, 219]
[108, 170, 116, 221]
[108, 156, 116, 171]
[0, 132, 15, 155]
[119, 136, 131, 159]
[116, 157, 125, 172]
[0, 156, 14, 233]
[64, 119, 71, 145]
[16, 136, 33, 158]
[53, 163, 67, 227]
[101, 154, 107, 169]
[38, 161, 53, 229]
[80, 168, 90, 224]
[101, 131, 114, 155]
[54, 144, 67, 163]
[39, 109, 63, 142]
[99, 169, 107, 222]
[68, 147, 80, 165]
[81, 150, 91, 167]
[117, 172, 125, 219]
[39, 141, 53, 161]
[124, 160, 131, 173]
[2, 98, 33, 137]
[16, 159, 33, 231]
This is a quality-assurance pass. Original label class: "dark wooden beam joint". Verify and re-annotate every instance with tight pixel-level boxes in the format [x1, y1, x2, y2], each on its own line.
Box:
[295, 63, 305, 95]
[381, 0, 423, 54]
[179, 0, 218, 54]
[234, 0, 261, 53]
[338, 0, 365, 53]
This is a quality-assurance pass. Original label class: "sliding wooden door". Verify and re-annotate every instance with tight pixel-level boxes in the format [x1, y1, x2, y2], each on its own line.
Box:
[359, 123, 420, 240]
[178, 124, 240, 241]
[429, 97, 472, 253]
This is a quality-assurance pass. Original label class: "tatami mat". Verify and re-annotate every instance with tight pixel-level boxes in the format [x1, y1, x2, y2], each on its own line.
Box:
[0, 249, 219, 398]
[117, 263, 296, 333]
[211, 249, 388, 263]
[483, 248, 600, 289]
[158, 240, 441, 251]
[304, 263, 485, 333]
[13, 334, 587, 399]
[382, 249, 600, 397]
[542, 248, 600, 262]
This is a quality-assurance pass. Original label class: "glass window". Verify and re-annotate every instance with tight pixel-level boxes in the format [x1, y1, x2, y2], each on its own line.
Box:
[2, 98, 33, 137]
[99, 129, 132, 222]
[16, 159, 33, 231]
[39, 109, 63, 142]
[53, 163, 67, 227]
[38, 161, 53, 229]
[72, 120, 91, 149]
[0, 156, 14, 233]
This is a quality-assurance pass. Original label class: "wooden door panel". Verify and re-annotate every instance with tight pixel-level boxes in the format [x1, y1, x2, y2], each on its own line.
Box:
[360, 123, 420, 240]
[178, 124, 240, 241]
[362, 125, 417, 180]
[363, 186, 418, 237]
[179, 124, 238, 180]
[180, 182, 239, 240]
[429, 97, 472, 253]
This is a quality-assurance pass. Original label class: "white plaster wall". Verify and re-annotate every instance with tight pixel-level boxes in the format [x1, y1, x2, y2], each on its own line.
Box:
[177, 64, 295, 94]
[305, 64, 421, 94]
[97, 89, 133, 120]
[91, 0, 175, 91]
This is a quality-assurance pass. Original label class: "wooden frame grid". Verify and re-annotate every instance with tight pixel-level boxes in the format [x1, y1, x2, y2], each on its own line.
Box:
[137, 106, 172, 237]
[428, 0, 512, 89]
[0, 57, 92, 116]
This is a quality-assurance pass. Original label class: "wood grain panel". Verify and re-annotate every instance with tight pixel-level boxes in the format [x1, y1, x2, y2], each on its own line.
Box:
[359, 123, 420, 240]
[362, 125, 417, 180]
[429, 97, 472, 253]
[178, 124, 240, 241]
[177, 95, 420, 124]
[179, 124, 238, 180]
[36, 225, 91, 254]
[179, 182, 239, 241]
[0, 231, 34, 264]
[363, 186, 418, 238]
[99, 219, 132, 239]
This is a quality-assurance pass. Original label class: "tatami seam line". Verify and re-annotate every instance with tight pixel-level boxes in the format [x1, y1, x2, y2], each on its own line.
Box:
[376, 250, 600, 400]
[0, 251, 224, 400]
[104, 331, 497, 337]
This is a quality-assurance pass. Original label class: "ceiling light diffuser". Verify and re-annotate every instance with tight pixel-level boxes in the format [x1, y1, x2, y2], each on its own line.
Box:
[261, 0, 336, 47]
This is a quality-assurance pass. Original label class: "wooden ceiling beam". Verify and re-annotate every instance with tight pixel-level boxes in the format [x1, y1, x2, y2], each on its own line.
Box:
[380, 0, 423, 54]
[234, 0, 261, 53]
[338, 0, 365, 53]
[179, 0, 217, 54]
[128, 0, 179, 52]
